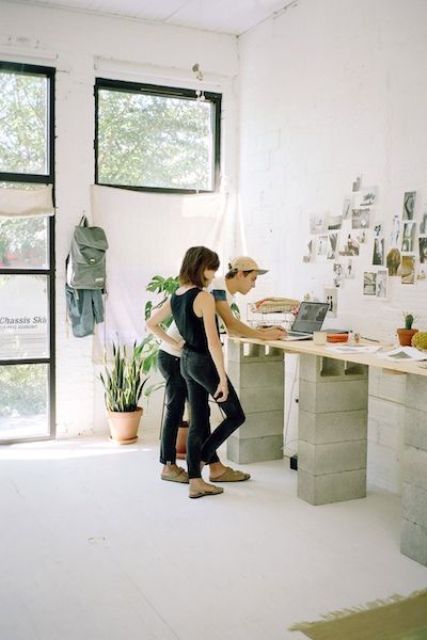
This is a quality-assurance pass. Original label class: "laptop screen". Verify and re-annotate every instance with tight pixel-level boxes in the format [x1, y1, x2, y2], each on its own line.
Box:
[291, 301, 329, 333]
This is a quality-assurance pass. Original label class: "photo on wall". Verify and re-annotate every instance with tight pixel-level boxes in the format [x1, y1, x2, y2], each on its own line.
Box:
[372, 223, 384, 265]
[342, 197, 351, 220]
[302, 238, 315, 263]
[376, 269, 388, 299]
[352, 208, 371, 229]
[363, 271, 377, 296]
[402, 191, 416, 220]
[372, 238, 384, 265]
[310, 214, 327, 234]
[401, 221, 416, 253]
[327, 232, 339, 259]
[401, 255, 415, 285]
[352, 187, 378, 209]
[386, 247, 401, 276]
[324, 286, 337, 318]
[316, 234, 328, 258]
[419, 236, 427, 264]
[344, 258, 355, 279]
[339, 233, 360, 256]
[333, 262, 344, 287]
[327, 214, 343, 230]
[390, 214, 401, 246]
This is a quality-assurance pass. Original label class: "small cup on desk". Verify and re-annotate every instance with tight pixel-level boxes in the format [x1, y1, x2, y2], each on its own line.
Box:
[313, 331, 327, 345]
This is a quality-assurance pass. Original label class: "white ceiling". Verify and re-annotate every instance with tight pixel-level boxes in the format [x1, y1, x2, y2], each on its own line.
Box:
[15, 0, 295, 35]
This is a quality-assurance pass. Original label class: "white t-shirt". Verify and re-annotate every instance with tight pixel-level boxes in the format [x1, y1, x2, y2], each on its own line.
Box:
[159, 321, 183, 358]
[209, 276, 234, 305]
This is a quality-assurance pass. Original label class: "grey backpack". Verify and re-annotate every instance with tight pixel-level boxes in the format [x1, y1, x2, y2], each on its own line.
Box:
[66, 216, 108, 290]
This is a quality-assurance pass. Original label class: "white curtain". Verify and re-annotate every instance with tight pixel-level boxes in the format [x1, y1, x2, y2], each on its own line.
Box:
[91, 184, 239, 350]
[0, 185, 54, 218]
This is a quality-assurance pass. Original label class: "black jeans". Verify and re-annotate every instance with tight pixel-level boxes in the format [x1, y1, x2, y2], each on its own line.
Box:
[180, 349, 245, 479]
[157, 350, 187, 465]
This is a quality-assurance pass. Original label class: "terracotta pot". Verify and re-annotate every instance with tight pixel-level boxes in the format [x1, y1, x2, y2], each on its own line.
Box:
[176, 420, 189, 459]
[108, 407, 142, 444]
[396, 328, 418, 346]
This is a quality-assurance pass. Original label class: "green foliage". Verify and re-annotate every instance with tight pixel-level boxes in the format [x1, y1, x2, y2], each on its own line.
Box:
[0, 215, 47, 267]
[404, 313, 415, 330]
[0, 71, 48, 173]
[97, 90, 213, 190]
[412, 331, 427, 350]
[143, 274, 180, 395]
[0, 365, 47, 417]
[100, 342, 148, 413]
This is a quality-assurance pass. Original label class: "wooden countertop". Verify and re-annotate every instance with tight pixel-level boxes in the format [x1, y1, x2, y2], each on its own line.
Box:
[229, 336, 427, 378]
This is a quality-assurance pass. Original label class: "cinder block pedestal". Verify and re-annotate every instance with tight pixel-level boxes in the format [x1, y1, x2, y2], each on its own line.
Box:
[401, 374, 427, 566]
[226, 340, 284, 463]
[297, 355, 368, 505]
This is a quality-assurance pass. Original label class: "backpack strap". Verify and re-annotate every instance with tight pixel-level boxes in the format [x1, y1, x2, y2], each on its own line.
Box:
[79, 215, 89, 227]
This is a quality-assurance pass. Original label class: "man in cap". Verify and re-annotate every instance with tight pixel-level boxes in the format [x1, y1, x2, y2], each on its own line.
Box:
[210, 256, 286, 341]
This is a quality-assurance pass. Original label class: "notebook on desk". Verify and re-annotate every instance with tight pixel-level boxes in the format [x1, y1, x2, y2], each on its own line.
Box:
[282, 301, 329, 341]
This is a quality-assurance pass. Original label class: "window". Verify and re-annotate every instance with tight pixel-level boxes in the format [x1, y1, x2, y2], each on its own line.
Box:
[95, 78, 221, 193]
[0, 61, 55, 443]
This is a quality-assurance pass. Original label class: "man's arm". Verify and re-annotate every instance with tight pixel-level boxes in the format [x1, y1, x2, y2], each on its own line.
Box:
[215, 300, 285, 341]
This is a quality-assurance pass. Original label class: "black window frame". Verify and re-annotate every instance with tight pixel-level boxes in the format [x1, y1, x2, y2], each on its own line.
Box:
[0, 60, 56, 444]
[94, 77, 222, 194]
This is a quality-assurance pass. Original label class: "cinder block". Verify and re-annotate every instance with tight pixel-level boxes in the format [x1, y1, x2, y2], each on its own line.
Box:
[300, 355, 367, 383]
[227, 339, 283, 364]
[406, 374, 427, 412]
[236, 410, 284, 438]
[402, 482, 427, 529]
[299, 379, 368, 413]
[227, 434, 283, 463]
[403, 447, 427, 488]
[227, 360, 283, 390]
[240, 386, 284, 414]
[401, 519, 427, 566]
[405, 408, 427, 450]
[297, 469, 366, 505]
[299, 409, 367, 444]
[298, 440, 367, 475]
[368, 396, 406, 430]
[369, 368, 407, 403]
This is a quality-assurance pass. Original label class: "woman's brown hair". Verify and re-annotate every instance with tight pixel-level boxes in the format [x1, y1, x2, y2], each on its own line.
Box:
[179, 246, 220, 288]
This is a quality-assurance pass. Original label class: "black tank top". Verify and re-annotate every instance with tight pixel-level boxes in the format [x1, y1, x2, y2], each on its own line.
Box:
[171, 288, 209, 354]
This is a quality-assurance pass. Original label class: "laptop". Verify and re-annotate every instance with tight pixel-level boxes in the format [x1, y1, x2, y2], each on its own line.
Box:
[282, 301, 329, 341]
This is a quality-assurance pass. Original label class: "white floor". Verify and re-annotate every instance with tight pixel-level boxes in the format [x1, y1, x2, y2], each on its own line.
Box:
[1, 434, 427, 640]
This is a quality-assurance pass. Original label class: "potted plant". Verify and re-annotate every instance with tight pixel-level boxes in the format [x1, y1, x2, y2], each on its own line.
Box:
[397, 313, 418, 346]
[143, 274, 189, 458]
[100, 342, 148, 444]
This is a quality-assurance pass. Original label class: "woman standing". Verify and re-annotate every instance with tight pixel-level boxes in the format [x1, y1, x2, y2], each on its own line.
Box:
[147, 247, 245, 499]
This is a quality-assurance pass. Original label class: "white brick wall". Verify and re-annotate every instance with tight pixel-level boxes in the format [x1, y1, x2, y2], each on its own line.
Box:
[238, 0, 427, 491]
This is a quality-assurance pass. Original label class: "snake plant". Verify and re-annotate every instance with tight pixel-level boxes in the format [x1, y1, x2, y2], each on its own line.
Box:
[100, 342, 148, 412]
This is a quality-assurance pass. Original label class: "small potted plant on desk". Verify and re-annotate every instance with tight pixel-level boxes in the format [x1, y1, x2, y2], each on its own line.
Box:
[100, 342, 148, 444]
[397, 313, 418, 346]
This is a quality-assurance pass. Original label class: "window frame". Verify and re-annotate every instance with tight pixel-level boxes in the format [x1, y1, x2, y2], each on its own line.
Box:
[94, 77, 222, 194]
[0, 60, 56, 444]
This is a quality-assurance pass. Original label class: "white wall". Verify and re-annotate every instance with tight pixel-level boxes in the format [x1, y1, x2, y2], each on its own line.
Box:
[1, 1, 239, 437]
[238, 0, 427, 490]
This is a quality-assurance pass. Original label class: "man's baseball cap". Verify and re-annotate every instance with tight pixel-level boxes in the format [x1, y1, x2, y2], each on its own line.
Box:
[228, 256, 268, 275]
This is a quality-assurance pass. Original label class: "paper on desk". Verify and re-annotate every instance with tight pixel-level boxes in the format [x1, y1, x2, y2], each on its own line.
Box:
[378, 346, 427, 361]
[325, 345, 381, 353]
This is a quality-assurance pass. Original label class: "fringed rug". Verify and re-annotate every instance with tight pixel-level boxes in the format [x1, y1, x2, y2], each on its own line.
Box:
[289, 589, 427, 640]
